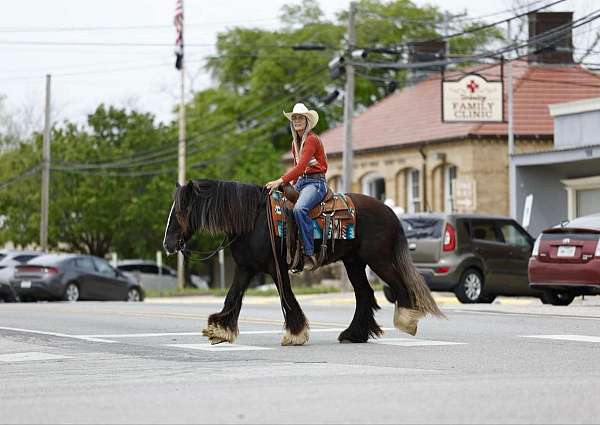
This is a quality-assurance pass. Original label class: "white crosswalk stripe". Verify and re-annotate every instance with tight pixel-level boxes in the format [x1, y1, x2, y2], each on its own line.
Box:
[521, 334, 600, 343]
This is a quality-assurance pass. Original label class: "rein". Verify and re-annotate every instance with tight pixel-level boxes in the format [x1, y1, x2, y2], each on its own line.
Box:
[182, 235, 239, 262]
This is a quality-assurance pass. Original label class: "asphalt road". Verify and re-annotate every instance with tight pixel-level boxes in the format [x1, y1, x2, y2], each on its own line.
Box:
[1, 292, 600, 424]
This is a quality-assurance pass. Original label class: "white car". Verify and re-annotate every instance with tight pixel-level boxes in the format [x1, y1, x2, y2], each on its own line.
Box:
[0, 250, 44, 302]
[115, 260, 209, 291]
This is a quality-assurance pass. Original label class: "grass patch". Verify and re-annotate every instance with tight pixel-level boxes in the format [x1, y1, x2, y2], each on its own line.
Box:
[145, 284, 342, 298]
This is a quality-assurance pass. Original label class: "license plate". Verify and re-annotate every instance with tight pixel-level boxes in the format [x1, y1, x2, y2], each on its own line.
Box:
[20, 281, 32, 289]
[557, 246, 576, 257]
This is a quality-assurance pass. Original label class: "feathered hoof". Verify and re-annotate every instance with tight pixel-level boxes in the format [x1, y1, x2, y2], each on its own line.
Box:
[281, 325, 309, 346]
[202, 323, 237, 344]
[394, 307, 424, 336]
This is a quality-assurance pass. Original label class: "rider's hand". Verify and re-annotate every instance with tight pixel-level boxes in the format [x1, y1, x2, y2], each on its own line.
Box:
[265, 178, 283, 195]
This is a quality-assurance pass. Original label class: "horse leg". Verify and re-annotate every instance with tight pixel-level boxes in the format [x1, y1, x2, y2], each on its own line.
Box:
[202, 265, 255, 344]
[338, 258, 383, 343]
[366, 260, 423, 336]
[269, 269, 309, 346]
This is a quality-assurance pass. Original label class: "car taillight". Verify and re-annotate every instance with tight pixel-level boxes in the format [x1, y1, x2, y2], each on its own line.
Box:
[443, 223, 456, 252]
[16, 266, 58, 274]
[595, 239, 600, 258]
[532, 235, 542, 257]
[43, 267, 59, 274]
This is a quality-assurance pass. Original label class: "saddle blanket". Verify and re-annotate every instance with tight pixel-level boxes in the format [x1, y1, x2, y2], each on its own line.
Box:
[270, 190, 356, 240]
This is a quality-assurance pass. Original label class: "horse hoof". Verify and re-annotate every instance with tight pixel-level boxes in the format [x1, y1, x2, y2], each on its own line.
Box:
[281, 326, 309, 346]
[394, 307, 423, 336]
[202, 323, 237, 344]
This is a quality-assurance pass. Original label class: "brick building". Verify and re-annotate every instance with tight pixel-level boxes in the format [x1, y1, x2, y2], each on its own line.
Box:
[319, 61, 600, 216]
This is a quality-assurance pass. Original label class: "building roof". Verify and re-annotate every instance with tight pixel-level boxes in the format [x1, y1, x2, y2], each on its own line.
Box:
[321, 61, 600, 154]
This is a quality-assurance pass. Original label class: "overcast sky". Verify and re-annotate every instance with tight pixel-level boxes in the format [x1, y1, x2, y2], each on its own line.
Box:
[0, 0, 597, 129]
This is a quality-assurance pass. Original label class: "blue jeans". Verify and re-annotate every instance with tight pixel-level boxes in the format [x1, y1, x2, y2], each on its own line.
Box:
[293, 176, 326, 256]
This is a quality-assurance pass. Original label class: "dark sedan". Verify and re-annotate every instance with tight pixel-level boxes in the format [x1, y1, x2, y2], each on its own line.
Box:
[529, 214, 600, 305]
[10, 253, 144, 302]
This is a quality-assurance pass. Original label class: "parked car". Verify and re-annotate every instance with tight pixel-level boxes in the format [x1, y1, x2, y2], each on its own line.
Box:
[395, 213, 538, 304]
[10, 253, 144, 302]
[0, 250, 43, 302]
[116, 260, 209, 291]
[529, 214, 600, 306]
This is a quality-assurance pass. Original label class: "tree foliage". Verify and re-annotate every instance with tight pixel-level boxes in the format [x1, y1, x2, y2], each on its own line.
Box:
[0, 0, 505, 273]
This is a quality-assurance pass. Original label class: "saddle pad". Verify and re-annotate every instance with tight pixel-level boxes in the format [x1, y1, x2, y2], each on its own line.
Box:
[269, 190, 357, 240]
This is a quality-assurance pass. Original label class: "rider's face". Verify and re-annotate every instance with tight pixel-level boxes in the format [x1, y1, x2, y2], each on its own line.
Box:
[292, 115, 307, 133]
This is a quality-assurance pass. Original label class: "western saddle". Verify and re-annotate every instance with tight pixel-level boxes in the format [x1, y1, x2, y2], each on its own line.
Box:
[269, 183, 356, 272]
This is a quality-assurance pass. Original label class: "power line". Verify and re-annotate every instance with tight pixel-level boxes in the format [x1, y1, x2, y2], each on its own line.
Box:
[0, 164, 41, 190]
[50, 67, 329, 171]
[353, 8, 600, 71]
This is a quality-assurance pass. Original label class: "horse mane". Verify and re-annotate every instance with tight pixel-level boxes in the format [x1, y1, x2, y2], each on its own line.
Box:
[175, 179, 266, 235]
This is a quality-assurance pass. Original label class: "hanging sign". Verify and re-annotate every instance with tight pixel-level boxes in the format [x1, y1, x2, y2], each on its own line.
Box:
[442, 73, 504, 122]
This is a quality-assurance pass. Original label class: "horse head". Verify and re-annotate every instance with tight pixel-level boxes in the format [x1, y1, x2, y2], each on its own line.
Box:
[163, 180, 195, 256]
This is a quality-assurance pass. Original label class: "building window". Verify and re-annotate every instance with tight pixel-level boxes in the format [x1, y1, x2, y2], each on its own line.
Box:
[328, 175, 343, 193]
[406, 169, 421, 213]
[444, 165, 457, 213]
[562, 176, 600, 219]
[362, 172, 386, 201]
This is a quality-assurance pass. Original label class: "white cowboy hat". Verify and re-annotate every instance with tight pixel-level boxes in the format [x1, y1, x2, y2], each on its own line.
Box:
[283, 103, 319, 130]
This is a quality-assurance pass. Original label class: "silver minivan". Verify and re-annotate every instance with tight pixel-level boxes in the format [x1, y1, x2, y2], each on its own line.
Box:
[396, 213, 538, 303]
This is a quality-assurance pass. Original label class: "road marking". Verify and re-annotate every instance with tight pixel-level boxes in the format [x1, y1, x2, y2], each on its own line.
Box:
[521, 334, 600, 343]
[75, 327, 397, 338]
[166, 343, 272, 351]
[0, 327, 116, 343]
[0, 352, 72, 363]
[373, 338, 466, 347]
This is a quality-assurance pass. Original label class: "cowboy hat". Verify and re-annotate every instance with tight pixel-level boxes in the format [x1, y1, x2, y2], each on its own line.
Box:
[283, 103, 319, 130]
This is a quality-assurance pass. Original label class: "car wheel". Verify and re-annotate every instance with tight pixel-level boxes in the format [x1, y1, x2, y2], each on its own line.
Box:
[455, 269, 487, 303]
[383, 285, 396, 303]
[540, 291, 574, 306]
[63, 282, 80, 302]
[126, 287, 142, 302]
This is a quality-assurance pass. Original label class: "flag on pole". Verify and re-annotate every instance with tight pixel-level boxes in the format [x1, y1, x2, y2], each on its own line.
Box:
[174, 0, 184, 70]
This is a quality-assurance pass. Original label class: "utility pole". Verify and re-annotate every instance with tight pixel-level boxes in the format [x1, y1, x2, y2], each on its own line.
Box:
[340, 2, 357, 291]
[342, 1, 357, 194]
[40, 74, 51, 252]
[177, 1, 186, 290]
[507, 20, 516, 218]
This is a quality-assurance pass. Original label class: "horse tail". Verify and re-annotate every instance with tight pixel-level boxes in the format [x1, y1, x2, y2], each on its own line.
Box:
[392, 233, 445, 318]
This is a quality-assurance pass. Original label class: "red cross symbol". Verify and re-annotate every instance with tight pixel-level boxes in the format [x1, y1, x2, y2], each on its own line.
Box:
[466, 80, 479, 93]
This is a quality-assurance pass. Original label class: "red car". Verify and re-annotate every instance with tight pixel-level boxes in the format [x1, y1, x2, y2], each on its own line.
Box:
[529, 214, 600, 305]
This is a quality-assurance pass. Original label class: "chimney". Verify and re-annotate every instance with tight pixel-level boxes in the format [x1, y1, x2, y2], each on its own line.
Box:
[528, 12, 574, 64]
[407, 40, 447, 84]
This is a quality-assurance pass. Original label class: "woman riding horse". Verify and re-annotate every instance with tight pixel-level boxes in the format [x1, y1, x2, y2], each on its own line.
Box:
[265, 103, 328, 271]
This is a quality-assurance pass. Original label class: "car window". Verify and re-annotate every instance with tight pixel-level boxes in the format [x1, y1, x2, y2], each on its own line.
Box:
[400, 218, 443, 239]
[498, 223, 531, 248]
[75, 257, 96, 271]
[117, 264, 136, 272]
[469, 221, 502, 243]
[564, 215, 600, 229]
[160, 267, 175, 276]
[14, 255, 38, 264]
[136, 264, 159, 274]
[92, 258, 116, 277]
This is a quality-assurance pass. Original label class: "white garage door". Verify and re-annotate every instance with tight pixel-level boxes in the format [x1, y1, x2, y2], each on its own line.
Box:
[577, 188, 600, 217]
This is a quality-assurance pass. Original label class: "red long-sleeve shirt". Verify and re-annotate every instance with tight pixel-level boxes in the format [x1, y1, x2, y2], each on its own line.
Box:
[281, 132, 328, 184]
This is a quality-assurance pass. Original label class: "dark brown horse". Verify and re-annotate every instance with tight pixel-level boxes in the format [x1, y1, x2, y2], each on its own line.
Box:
[163, 179, 443, 346]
